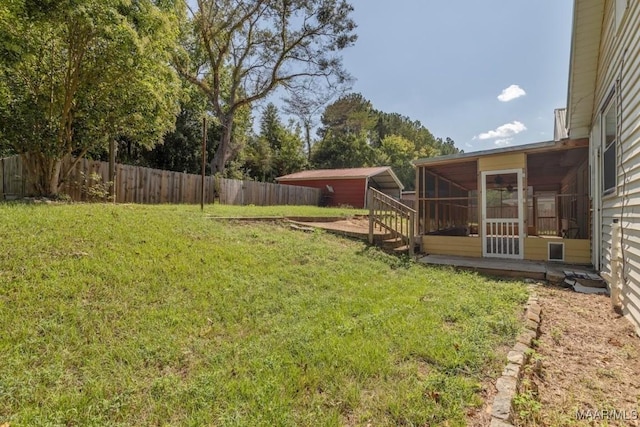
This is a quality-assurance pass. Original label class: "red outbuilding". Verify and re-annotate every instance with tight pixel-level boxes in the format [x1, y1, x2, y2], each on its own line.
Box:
[276, 167, 404, 208]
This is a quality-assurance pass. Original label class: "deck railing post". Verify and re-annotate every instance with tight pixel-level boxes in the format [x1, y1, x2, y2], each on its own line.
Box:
[409, 210, 415, 257]
[368, 188, 374, 244]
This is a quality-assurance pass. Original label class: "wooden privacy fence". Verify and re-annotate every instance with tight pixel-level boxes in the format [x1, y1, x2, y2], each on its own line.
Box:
[0, 156, 26, 198]
[218, 178, 321, 206]
[0, 155, 321, 206]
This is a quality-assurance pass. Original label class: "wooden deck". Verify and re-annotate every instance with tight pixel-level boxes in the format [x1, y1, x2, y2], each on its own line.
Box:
[417, 254, 595, 282]
[287, 218, 390, 240]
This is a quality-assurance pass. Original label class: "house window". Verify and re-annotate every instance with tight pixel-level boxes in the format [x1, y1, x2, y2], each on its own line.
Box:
[602, 97, 617, 195]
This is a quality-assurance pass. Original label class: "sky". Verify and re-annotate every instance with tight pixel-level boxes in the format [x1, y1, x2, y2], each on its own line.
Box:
[336, 0, 574, 152]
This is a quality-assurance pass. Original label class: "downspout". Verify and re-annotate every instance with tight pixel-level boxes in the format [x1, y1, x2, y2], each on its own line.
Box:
[611, 219, 623, 312]
[591, 128, 601, 270]
[612, 46, 629, 314]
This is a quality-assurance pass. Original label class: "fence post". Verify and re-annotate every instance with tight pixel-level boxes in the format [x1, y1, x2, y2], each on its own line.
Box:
[0, 157, 4, 198]
[108, 139, 117, 202]
[201, 117, 207, 210]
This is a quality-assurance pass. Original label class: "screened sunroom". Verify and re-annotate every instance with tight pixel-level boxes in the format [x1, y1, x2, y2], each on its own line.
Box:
[413, 139, 591, 264]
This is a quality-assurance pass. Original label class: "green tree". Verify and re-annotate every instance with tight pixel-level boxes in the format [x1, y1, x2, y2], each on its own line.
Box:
[244, 103, 305, 181]
[436, 137, 459, 155]
[374, 112, 436, 150]
[317, 93, 377, 140]
[312, 93, 458, 189]
[260, 103, 283, 151]
[142, 87, 253, 175]
[373, 112, 444, 189]
[282, 78, 349, 162]
[0, 1, 24, 156]
[243, 134, 273, 181]
[377, 134, 438, 190]
[141, 104, 213, 174]
[312, 93, 378, 169]
[312, 131, 376, 169]
[174, 0, 357, 176]
[0, 0, 182, 196]
[275, 120, 307, 177]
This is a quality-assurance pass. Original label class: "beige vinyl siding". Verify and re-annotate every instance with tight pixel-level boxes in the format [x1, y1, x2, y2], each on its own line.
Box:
[478, 153, 526, 172]
[422, 235, 591, 264]
[593, 0, 640, 331]
[524, 237, 591, 264]
[421, 236, 482, 258]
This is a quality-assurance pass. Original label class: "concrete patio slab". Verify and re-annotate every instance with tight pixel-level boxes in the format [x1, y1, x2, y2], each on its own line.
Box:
[417, 254, 596, 282]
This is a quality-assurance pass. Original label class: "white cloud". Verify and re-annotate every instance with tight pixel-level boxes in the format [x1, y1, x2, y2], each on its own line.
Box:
[497, 85, 526, 102]
[494, 138, 513, 146]
[476, 121, 527, 140]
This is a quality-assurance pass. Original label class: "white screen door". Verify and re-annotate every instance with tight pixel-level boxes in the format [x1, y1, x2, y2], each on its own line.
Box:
[482, 169, 524, 259]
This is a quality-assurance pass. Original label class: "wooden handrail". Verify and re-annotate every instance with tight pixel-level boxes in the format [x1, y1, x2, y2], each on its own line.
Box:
[368, 188, 416, 256]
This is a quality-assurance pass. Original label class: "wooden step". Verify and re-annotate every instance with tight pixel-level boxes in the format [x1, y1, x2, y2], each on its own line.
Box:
[373, 233, 395, 241]
[380, 238, 407, 250]
[381, 236, 404, 244]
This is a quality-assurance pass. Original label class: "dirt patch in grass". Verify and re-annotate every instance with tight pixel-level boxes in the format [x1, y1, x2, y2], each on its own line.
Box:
[516, 285, 640, 426]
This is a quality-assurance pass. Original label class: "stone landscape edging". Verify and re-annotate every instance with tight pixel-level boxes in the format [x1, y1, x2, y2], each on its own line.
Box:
[489, 290, 541, 427]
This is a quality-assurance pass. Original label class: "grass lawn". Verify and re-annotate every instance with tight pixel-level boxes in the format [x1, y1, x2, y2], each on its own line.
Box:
[0, 203, 528, 426]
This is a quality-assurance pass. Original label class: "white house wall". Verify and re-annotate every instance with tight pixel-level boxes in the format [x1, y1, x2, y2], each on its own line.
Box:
[591, 0, 640, 332]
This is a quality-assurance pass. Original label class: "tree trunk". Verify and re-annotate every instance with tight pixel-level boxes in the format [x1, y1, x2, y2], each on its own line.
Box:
[21, 153, 63, 197]
[304, 121, 312, 162]
[47, 158, 62, 196]
[211, 116, 234, 176]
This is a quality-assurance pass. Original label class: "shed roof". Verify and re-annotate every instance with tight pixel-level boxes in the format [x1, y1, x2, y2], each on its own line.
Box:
[276, 167, 404, 190]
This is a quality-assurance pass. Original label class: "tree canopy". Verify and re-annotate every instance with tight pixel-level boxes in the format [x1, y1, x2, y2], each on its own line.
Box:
[282, 78, 350, 162]
[312, 93, 460, 189]
[0, 0, 182, 195]
[243, 103, 306, 181]
[0, 0, 460, 196]
[174, 0, 357, 176]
